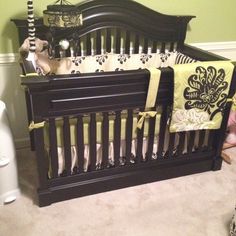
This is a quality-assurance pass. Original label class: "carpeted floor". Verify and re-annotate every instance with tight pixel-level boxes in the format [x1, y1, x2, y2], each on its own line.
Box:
[1, 147, 236, 236]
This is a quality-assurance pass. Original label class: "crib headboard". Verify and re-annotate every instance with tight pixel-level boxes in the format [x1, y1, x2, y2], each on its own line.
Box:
[13, 0, 195, 58]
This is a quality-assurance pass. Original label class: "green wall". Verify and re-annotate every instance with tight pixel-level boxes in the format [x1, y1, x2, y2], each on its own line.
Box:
[1, 0, 236, 53]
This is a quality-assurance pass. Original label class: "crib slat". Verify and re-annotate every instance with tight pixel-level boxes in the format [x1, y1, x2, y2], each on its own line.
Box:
[157, 106, 168, 158]
[168, 133, 176, 158]
[134, 34, 140, 54]
[207, 130, 215, 151]
[86, 33, 92, 55]
[146, 115, 156, 161]
[177, 132, 185, 155]
[96, 30, 102, 55]
[49, 118, 59, 178]
[198, 130, 206, 150]
[65, 47, 71, 57]
[106, 29, 111, 53]
[170, 42, 174, 52]
[143, 38, 148, 54]
[114, 111, 121, 166]
[63, 117, 72, 175]
[89, 113, 97, 171]
[116, 29, 121, 54]
[76, 38, 81, 56]
[125, 31, 131, 54]
[152, 41, 157, 53]
[136, 110, 144, 162]
[77, 115, 84, 173]
[102, 112, 109, 168]
[188, 131, 196, 153]
[34, 118, 48, 188]
[161, 42, 166, 53]
[125, 109, 133, 164]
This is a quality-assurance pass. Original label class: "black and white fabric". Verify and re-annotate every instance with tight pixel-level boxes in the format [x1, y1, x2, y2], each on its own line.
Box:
[175, 52, 197, 64]
[45, 52, 178, 75]
[30, 46, 199, 75]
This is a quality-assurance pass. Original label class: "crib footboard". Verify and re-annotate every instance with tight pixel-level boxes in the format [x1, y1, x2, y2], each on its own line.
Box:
[21, 67, 230, 207]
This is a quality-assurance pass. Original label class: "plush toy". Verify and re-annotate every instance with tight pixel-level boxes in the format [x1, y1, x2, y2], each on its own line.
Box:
[19, 37, 52, 74]
[20, 37, 48, 54]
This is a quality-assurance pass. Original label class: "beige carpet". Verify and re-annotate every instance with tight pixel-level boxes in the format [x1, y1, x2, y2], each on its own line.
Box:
[1, 147, 236, 236]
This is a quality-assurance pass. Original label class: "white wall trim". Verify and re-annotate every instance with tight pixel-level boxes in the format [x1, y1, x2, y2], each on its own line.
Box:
[190, 41, 236, 60]
[0, 53, 19, 64]
[190, 41, 236, 51]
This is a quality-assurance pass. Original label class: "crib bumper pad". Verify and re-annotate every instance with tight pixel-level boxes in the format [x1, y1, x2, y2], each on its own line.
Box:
[43, 114, 161, 147]
[35, 51, 177, 75]
[170, 61, 234, 132]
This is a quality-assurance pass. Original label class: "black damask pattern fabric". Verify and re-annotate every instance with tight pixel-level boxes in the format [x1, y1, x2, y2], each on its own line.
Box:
[140, 54, 152, 64]
[115, 68, 124, 71]
[72, 57, 85, 66]
[184, 66, 228, 120]
[117, 54, 131, 64]
[71, 70, 81, 74]
[96, 54, 108, 65]
[160, 52, 171, 62]
[95, 69, 105, 73]
[65, 51, 177, 75]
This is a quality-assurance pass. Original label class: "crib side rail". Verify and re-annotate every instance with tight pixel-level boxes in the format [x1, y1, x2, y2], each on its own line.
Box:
[23, 68, 173, 117]
[181, 44, 228, 61]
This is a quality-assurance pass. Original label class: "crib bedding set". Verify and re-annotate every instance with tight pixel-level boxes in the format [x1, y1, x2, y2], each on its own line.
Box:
[13, 0, 236, 207]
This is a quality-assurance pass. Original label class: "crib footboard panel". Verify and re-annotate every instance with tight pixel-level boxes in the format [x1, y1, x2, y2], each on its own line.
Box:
[22, 69, 173, 117]
[22, 67, 230, 206]
[38, 152, 215, 207]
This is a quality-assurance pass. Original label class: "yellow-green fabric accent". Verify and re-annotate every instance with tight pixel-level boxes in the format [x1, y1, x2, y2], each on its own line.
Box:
[44, 113, 161, 147]
[20, 73, 39, 78]
[29, 121, 45, 131]
[170, 61, 234, 133]
[137, 111, 158, 129]
[230, 94, 236, 111]
[137, 68, 161, 129]
[145, 68, 162, 108]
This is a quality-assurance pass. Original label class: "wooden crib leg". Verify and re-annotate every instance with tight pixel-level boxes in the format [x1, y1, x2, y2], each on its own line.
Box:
[212, 157, 223, 171]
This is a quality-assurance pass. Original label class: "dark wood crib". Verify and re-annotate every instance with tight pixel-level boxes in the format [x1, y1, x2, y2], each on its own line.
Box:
[13, 0, 236, 207]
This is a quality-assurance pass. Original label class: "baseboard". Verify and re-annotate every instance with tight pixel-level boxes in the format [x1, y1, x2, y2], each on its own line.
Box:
[190, 41, 236, 60]
[0, 53, 19, 64]
[14, 137, 30, 150]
